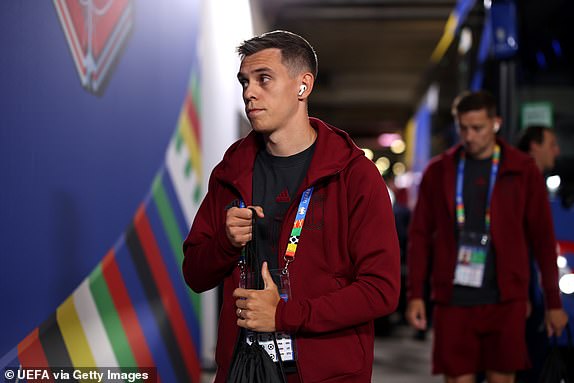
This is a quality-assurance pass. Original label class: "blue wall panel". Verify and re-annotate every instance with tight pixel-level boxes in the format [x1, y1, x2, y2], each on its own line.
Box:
[0, 0, 199, 354]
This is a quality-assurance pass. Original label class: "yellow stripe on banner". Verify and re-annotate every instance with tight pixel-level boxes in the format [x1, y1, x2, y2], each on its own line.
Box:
[178, 109, 202, 180]
[56, 295, 98, 373]
[404, 118, 416, 168]
[430, 13, 458, 63]
[287, 243, 297, 253]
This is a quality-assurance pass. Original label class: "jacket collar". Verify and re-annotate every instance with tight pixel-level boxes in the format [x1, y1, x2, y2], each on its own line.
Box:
[214, 117, 364, 205]
[442, 138, 526, 173]
[440, 138, 524, 218]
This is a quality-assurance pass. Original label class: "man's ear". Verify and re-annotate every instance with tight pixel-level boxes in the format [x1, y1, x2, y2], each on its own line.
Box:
[298, 72, 314, 98]
[493, 117, 502, 133]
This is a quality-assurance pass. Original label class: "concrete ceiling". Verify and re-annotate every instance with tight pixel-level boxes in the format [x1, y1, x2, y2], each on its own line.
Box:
[253, 0, 459, 146]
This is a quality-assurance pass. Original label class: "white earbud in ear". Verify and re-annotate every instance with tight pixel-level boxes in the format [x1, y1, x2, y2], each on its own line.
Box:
[298, 84, 307, 96]
[494, 122, 500, 132]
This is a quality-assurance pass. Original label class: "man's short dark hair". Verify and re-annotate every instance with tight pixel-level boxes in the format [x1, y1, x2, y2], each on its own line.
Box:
[517, 125, 553, 153]
[451, 90, 497, 118]
[237, 30, 318, 78]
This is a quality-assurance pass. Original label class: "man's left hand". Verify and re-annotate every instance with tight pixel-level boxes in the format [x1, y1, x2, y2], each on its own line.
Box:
[545, 308, 569, 337]
[233, 262, 281, 332]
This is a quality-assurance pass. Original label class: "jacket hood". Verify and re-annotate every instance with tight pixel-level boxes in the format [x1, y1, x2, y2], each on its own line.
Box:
[213, 117, 364, 203]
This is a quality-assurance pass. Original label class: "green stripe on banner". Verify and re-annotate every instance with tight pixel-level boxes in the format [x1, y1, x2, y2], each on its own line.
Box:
[193, 184, 202, 204]
[190, 73, 201, 112]
[292, 227, 302, 236]
[175, 131, 183, 153]
[89, 264, 138, 370]
[152, 174, 201, 318]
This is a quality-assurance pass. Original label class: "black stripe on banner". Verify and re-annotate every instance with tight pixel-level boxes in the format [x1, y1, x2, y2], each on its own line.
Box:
[38, 313, 80, 383]
[125, 223, 191, 383]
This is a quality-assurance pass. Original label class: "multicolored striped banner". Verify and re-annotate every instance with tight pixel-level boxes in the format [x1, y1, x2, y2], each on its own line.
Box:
[0, 73, 204, 383]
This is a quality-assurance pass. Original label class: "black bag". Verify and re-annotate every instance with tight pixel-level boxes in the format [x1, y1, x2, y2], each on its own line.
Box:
[226, 209, 286, 383]
[538, 324, 574, 383]
[227, 329, 286, 383]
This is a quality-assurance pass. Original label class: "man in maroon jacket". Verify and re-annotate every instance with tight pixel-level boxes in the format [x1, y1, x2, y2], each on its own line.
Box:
[406, 90, 568, 383]
[182, 30, 400, 383]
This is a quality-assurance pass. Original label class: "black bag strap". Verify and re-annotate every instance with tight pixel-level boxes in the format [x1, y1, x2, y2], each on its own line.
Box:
[272, 332, 287, 382]
[229, 210, 287, 383]
[246, 207, 263, 290]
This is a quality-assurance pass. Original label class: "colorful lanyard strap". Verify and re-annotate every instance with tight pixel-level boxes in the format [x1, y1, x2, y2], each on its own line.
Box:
[283, 187, 313, 273]
[455, 145, 500, 231]
[238, 186, 314, 274]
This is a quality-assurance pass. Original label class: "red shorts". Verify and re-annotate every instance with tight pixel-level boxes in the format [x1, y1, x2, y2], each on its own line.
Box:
[432, 301, 530, 376]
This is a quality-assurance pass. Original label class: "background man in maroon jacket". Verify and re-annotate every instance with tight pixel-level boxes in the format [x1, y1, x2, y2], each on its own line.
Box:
[517, 124, 562, 383]
[182, 30, 400, 383]
[406, 90, 568, 383]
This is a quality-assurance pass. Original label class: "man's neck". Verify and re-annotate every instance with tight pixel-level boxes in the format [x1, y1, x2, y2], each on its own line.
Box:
[534, 158, 545, 173]
[264, 124, 317, 157]
[471, 143, 496, 160]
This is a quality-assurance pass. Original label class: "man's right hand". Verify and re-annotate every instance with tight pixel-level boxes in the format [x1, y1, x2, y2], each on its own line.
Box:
[225, 206, 264, 248]
[406, 298, 427, 330]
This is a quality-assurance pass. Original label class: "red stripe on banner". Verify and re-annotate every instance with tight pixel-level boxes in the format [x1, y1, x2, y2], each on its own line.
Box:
[18, 328, 54, 383]
[101, 249, 157, 372]
[133, 205, 201, 381]
[93, 8, 132, 81]
[185, 94, 201, 145]
[558, 240, 574, 255]
[55, 0, 86, 76]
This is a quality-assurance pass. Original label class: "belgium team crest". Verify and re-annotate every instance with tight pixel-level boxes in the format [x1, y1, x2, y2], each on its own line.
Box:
[53, 0, 134, 95]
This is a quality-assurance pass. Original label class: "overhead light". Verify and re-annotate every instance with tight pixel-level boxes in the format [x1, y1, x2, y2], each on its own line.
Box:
[390, 139, 406, 154]
[378, 133, 401, 148]
[552, 39, 563, 57]
[375, 157, 390, 174]
[392, 162, 406, 175]
[546, 175, 561, 192]
[559, 274, 574, 294]
[362, 148, 374, 160]
[557, 255, 568, 269]
[458, 27, 473, 55]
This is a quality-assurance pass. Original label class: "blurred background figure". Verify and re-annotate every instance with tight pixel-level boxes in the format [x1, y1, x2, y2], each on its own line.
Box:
[517, 125, 560, 174]
[516, 125, 561, 383]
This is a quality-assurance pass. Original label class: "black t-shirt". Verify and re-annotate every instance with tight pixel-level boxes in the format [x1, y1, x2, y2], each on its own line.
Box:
[450, 155, 500, 306]
[252, 143, 315, 374]
[252, 143, 315, 273]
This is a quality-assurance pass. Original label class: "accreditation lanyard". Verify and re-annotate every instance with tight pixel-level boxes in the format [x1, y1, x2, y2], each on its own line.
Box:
[455, 145, 500, 231]
[283, 186, 313, 273]
[238, 186, 314, 274]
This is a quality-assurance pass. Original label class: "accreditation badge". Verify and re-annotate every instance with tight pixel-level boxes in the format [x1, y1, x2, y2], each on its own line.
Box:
[245, 269, 297, 362]
[453, 231, 490, 288]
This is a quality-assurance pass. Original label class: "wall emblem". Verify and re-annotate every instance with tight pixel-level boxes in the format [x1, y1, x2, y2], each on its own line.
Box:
[53, 0, 134, 95]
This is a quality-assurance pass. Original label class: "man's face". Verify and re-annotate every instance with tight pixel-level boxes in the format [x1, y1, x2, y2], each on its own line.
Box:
[237, 48, 300, 134]
[456, 109, 499, 159]
[531, 130, 560, 172]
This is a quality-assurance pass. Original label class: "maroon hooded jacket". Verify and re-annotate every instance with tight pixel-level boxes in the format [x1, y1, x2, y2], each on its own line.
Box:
[407, 139, 562, 309]
[183, 118, 400, 382]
